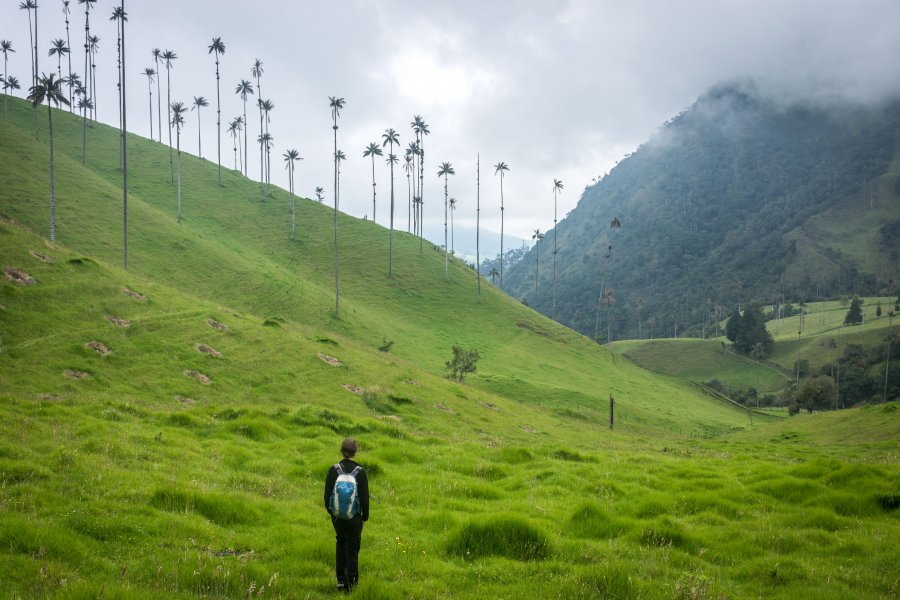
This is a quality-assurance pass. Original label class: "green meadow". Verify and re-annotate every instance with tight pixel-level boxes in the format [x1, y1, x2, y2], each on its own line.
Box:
[1, 99, 899, 598]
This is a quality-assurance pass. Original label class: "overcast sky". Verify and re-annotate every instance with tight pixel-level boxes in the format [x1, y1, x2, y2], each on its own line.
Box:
[4, 0, 900, 259]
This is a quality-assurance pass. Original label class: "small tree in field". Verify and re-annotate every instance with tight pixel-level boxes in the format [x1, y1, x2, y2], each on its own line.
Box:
[446, 346, 480, 382]
[844, 297, 863, 325]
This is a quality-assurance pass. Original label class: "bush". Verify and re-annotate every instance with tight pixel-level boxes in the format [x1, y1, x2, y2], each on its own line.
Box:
[446, 345, 480, 382]
[446, 514, 551, 560]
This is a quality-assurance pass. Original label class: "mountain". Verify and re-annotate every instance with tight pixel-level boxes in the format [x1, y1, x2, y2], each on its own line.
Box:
[503, 83, 900, 341]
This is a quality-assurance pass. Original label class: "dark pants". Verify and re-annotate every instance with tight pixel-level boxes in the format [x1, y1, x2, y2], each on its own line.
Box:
[331, 516, 363, 589]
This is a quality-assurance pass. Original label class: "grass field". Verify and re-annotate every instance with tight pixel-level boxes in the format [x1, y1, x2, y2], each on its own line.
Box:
[1, 98, 899, 598]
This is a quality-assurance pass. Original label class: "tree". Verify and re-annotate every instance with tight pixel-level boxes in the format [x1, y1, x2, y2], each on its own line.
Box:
[383, 127, 400, 274]
[403, 150, 414, 233]
[257, 131, 274, 197]
[87, 34, 99, 119]
[78, 0, 96, 118]
[76, 88, 91, 164]
[28, 73, 70, 241]
[118, 0, 128, 271]
[191, 96, 208, 157]
[494, 161, 510, 289]
[207, 37, 225, 184]
[844, 297, 863, 325]
[315, 186, 324, 203]
[251, 59, 264, 187]
[438, 162, 455, 280]
[449, 197, 457, 254]
[226, 117, 240, 170]
[476, 155, 482, 300]
[151, 47, 162, 141]
[329, 96, 345, 319]
[794, 376, 836, 414]
[1, 40, 13, 122]
[20, 0, 37, 137]
[728, 304, 774, 355]
[446, 345, 480, 382]
[283, 148, 302, 240]
[141, 67, 155, 139]
[602, 287, 614, 343]
[171, 101, 188, 223]
[363, 142, 382, 221]
[235, 79, 253, 177]
[552, 178, 564, 319]
[162, 50, 177, 182]
[62, 1, 73, 109]
[48, 39, 70, 89]
[532, 228, 544, 296]
[489, 267, 499, 284]
[260, 98, 275, 196]
[109, 6, 126, 169]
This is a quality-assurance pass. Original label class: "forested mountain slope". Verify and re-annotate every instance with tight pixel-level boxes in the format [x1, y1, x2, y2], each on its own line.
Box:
[505, 84, 900, 341]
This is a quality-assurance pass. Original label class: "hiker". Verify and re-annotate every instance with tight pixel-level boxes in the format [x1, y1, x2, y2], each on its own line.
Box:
[324, 437, 370, 593]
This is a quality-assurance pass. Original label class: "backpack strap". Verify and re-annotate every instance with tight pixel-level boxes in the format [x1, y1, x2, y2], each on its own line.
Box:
[333, 463, 344, 475]
[350, 466, 362, 477]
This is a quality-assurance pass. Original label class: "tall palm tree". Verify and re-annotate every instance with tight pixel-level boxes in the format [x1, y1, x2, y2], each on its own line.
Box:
[28, 73, 70, 241]
[3, 77, 21, 118]
[78, 0, 96, 120]
[329, 95, 345, 319]
[251, 60, 264, 187]
[62, 1, 73, 109]
[151, 47, 162, 140]
[88, 34, 99, 120]
[476, 154, 481, 300]
[532, 228, 544, 296]
[602, 288, 615, 344]
[76, 85, 91, 164]
[260, 98, 275, 195]
[235, 79, 253, 177]
[191, 96, 208, 157]
[489, 267, 499, 284]
[403, 149, 413, 233]
[170, 101, 187, 223]
[119, 0, 129, 271]
[142, 67, 155, 139]
[162, 50, 177, 182]
[283, 148, 302, 240]
[449, 197, 457, 253]
[207, 37, 225, 184]
[258, 131, 274, 197]
[110, 6, 126, 170]
[362, 142, 382, 221]
[48, 40, 70, 90]
[552, 178, 564, 319]
[226, 117, 239, 170]
[437, 161, 455, 280]
[20, 1, 37, 137]
[494, 161, 510, 288]
[315, 186, 324, 203]
[382, 127, 400, 272]
[1, 40, 14, 122]
[418, 118, 430, 253]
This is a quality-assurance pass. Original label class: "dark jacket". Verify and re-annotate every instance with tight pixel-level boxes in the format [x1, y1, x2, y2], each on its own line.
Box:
[324, 459, 369, 521]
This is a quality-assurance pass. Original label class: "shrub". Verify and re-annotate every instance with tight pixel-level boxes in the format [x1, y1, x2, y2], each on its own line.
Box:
[446, 345, 480, 382]
[447, 514, 551, 560]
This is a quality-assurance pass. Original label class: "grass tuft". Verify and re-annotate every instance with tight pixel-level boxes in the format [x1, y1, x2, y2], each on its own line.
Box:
[446, 514, 551, 560]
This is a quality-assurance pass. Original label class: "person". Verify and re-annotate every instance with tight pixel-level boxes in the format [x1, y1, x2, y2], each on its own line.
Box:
[324, 437, 369, 593]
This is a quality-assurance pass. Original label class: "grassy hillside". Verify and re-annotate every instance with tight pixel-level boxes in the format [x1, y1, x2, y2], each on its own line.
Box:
[1, 99, 899, 599]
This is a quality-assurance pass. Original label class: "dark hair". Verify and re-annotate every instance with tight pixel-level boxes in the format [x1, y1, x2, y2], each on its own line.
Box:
[340, 437, 359, 458]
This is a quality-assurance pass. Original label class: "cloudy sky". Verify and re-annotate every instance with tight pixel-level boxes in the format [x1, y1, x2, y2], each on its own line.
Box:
[4, 0, 900, 259]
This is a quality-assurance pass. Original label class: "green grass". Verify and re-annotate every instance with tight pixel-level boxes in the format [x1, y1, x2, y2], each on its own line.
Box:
[1, 98, 899, 598]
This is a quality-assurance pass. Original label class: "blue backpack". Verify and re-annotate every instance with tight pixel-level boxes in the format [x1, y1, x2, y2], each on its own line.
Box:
[329, 464, 362, 520]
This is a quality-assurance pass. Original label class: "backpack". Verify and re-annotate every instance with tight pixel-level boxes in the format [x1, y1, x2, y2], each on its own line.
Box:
[328, 463, 362, 520]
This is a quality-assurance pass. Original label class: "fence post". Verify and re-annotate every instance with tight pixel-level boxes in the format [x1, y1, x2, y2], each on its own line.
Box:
[609, 394, 614, 430]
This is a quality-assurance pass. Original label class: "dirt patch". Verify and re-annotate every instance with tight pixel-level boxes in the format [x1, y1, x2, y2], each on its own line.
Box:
[64, 369, 92, 379]
[175, 395, 197, 405]
[318, 353, 342, 367]
[184, 370, 211, 384]
[29, 250, 53, 263]
[4, 267, 36, 285]
[106, 315, 131, 327]
[343, 384, 364, 394]
[382, 415, 403, 423]
[40, 393, 64, 401]
[519, 425, 538, 433]
[85, 341, 111, 356]
[481, 402, 501, 412]
[207, 319, 229, 332]
[436, 403, 455, 414]
[404, 379, 419, 386]
[211, 548, 255, 559]
[195, 343, 222, 358]
[122, 287, 146, 302]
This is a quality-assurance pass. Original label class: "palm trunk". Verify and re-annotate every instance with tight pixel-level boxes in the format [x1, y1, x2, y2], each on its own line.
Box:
[476, 154, 481, 300]
[370, 155, 376, 222]
[499, 176, 505, 290]
[176, 129, 182, 222]
[26, 8, 36, 138]
[121, 2, 128, 271]
[553, 190, 558, 320]
[333, 122, 340, 320]
[147, 79, 153, 140]
[81, 94, 87, 164]
[65, 13, 73, 111]
[443, 175, 449, 280]
[83, 6, 90, 121]
[3, 54, 8, 122]
[389, 143, 395, 276]
[289, 168, 295, 240]
[259, 107, 264, 200]
[535, 244, 539, 297]
[215, 56, 221, 184]
[116, 33, 122, 170]
[34, 4, 39, 139]
[406, 169, 411, 233]
[167, 66, 173, 183]
[154, 56, 161, 142]
[47, 99, 56, 241]
[197, 108, 201, 156]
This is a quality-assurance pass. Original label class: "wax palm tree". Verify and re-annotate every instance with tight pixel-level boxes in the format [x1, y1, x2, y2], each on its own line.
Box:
[260, 98, 275, 195]
[232, 115, 244, 172]
[207, 37, 225, 184]
[151, 48, 162, 140]
[418, 119, 430, 253]
[1, 41, 13, 122]
[476, 154, 481, 299]
[226, 117, 239, 170]
[602, 288, 615, 344]
[171, 101, 187, 223]
[78, 0, 96, 121]
[118, 0, 129, 270]
[48, 40, 69, 89]
[191, 96, 208, 157]
[403, 150, 413, 233]
[362, 142, 382, 221]
[258, 131, 274, 197]
[329, 96, 345, 318]
[162, 50, 177, 182]
[532, 228, 544, 296]
[382, 127, 400, 271]
[20, 1, 38, 137]
[110, 6, 126, 170]
[494, 161, 510, 288]
[489, 267, 499, 284]
[142, 67, 155, 139]
[449, 197, 458, 254]
[437, 162, 455, 280]
[283, 148, 302, 240]
[552, 178, 564, 319]
[315, 186, 324, 203]
[62, 1, 74, 109]
[252, 60, 264, 190]
[235, 79, 253, 177]
[88, 34, 99, 119]
[76, 86, 91, 164]
[3, 76, 21, 114]
[28, 73, 70, 241]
